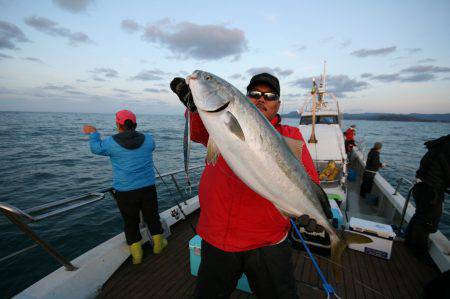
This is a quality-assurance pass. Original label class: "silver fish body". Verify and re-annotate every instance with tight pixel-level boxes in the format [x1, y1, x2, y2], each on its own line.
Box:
[188, 70, 334, 234]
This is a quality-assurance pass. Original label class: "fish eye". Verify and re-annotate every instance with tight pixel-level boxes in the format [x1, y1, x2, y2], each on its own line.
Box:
[205, 75, 211, 80]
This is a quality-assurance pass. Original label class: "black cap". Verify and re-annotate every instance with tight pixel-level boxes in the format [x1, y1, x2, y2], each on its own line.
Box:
[247, 73, 280, 95]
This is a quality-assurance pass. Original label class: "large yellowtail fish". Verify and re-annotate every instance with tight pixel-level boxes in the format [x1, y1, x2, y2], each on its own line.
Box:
[187, 70, 371, 277]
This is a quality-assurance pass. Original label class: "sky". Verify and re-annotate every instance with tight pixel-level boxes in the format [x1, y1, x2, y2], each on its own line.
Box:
[0, 0, 449, 115]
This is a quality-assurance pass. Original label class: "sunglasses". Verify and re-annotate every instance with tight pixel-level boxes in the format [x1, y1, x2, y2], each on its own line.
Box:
[247, 90, 280, 101]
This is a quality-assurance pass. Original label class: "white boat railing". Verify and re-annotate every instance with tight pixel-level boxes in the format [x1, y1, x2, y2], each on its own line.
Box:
[0, 165, 204, 269]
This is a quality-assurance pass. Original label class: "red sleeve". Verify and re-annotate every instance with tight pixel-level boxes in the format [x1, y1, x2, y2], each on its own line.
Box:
[280, 125, 320, 184]
[187, 110, 209, 147]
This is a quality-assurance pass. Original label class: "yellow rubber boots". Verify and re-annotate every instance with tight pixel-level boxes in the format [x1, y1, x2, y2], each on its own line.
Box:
[152, 234, 168, 254]
[129, 241, 143, 264]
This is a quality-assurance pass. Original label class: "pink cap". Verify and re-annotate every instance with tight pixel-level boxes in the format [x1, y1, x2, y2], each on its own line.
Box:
[116, 110, 136, 125]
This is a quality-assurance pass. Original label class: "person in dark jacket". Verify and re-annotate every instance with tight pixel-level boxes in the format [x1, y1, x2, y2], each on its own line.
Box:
[83, 110, 167, 264]
[360, 142, 384, 198]
[405, 135, 450, 258]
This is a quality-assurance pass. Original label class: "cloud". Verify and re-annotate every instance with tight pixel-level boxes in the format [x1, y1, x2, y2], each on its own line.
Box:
[400, 65, 450, 74]
[417, 58, 436, 63]
[52, 0, 95, 13]
[113, 88, 129, 93]
[24, 16, 94, 46]
[90, 67, 118, 78]
[360, 64, 448, 83]
[284, 93, 303, 98]
[42, 84, 73, 91]
[360, 73, 373, 78]
[291, 74, 369, 96]
[131, 69, 166, 81]
[405, 47, 422, 54]
[177, 70, 189, 76]
[23, 57, 43, 63]
[121, 19, 140, 34]
[351, 46, 396, 57]
[143, 88, 167, 93]
[41, 84, 92, 95]
[0, 52, 13, 60]
[370, 73, 400, 82]
[246, 67, 294, 77]
[229, 73, 242, 79]
[400, 73, 436, 82]
[66, 90, 88, 95]
[339, 39, 351, 49]
[282, 44, 306, 59]
[294, 44, 307, 51]
[320, 36, 334, 43]
[0, 86, 15, 94]
[0, 20, 30, 50]
[142, 19, 248, 60]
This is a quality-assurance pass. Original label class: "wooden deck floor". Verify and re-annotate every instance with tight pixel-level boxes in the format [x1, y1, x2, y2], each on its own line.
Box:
[99, 211, 439, 298]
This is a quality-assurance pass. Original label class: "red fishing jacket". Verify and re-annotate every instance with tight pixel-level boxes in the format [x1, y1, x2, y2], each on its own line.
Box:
[190, 112, 319, 252]
[344, 128, 355, 141]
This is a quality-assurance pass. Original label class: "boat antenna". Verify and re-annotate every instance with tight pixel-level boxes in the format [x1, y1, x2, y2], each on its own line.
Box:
[308, 77, 318, 143]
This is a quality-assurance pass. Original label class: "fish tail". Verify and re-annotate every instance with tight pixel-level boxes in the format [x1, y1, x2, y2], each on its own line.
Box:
[330, 231, 372, 282]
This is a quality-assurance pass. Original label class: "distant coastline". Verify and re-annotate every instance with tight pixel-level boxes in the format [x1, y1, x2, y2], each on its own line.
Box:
[281, 112, 450, 123]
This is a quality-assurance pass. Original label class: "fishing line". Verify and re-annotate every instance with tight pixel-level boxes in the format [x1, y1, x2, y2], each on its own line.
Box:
[184, 110, 192, 194]
[154, 165, 196, 235]
[290, 218, 337, 297]
[299, 253, 387, 298]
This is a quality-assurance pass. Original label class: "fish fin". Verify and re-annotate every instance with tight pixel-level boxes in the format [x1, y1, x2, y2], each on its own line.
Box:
[331, 231, 373, 281]
[206, 138, 220, 165]
[226, 111, 245, 141]
[283, 136, 303, 162]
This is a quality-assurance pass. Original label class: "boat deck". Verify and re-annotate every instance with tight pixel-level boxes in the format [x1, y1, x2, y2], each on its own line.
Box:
[99, 211, 439, 298]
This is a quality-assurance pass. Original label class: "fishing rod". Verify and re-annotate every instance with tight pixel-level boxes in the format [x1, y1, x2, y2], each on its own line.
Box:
[154, 165, 196, 235]
[290, 218, 340, 299]
[300, 253, 387, 298]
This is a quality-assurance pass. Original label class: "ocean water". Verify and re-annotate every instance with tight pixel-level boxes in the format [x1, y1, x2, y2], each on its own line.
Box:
[0, 111, 449, 297]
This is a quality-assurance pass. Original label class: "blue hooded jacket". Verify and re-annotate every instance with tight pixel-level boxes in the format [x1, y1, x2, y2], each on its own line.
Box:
[89, 130, 156, 191]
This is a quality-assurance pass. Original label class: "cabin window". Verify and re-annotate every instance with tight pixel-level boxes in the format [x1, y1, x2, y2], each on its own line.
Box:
[299, 115, 338, 125]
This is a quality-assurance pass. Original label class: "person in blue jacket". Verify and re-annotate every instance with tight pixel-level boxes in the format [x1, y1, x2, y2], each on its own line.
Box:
[83, 109, 167, 264]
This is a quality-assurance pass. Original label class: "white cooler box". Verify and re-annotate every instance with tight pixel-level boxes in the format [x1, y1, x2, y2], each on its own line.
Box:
[347, 217, 396, 260]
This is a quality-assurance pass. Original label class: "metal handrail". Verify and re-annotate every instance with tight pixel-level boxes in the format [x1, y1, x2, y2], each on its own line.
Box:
[397, 186, 414, 234]
[393, 177, 414, 195]
[0, 164, 204, 269]
[394, 177, 416, 234]
[0, 202, 35, 221]
[0, 206, 78, 271]
[25, 189, 112, 214]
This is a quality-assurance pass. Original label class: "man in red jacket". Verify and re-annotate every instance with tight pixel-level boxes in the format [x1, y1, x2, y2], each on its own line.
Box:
[344, 125, 357, 155]
[171, 73, 320, 299]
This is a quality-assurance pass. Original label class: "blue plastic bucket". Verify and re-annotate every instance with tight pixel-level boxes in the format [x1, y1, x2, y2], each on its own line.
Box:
[348, 169, 357, 182]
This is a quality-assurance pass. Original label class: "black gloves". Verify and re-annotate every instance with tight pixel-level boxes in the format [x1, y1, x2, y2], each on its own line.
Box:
[170, 77, 197, 112]
[296, 214, 325, 233]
